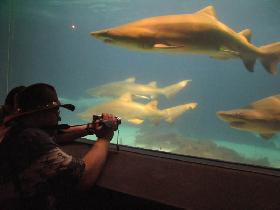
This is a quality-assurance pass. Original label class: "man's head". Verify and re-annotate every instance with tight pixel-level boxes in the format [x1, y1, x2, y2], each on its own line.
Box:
[4, 83, 75, 129]
[0, 86, 26, 125]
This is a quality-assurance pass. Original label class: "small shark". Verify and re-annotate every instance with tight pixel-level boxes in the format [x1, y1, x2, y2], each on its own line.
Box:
[91, 5, 280, 74]
[78, 93, 197, 125]
[87, 77, 190, 99]
[217, 95, 280, 140]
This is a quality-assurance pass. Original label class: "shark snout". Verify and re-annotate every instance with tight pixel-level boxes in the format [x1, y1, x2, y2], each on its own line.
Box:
[91, 30, 117, 44]
[91, 30, 110, 38]
[217, 111, 247, 129]
[179, 80, 191, 87]
[217, 111, 238, 121]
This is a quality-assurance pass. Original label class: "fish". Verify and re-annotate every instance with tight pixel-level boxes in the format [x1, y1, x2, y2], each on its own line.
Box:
[78, 93, 197, 125]
[91, 5, 280, 74]
[87, 77, 191, 99]
[217, 95, 280, 140]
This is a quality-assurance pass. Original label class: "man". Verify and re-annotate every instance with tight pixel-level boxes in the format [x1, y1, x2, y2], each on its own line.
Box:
[0, 86, 26, 143]
[0, 85, 97, 145]
[0, 83, 119, 210]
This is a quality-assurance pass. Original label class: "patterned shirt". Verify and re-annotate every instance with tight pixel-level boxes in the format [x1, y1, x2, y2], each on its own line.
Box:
[0, 127, 85, 210]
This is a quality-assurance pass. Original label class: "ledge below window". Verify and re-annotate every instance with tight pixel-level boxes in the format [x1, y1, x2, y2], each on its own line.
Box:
[62, 139, 280, 210]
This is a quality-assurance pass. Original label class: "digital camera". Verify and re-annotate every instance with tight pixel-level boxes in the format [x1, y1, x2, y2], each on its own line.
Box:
[92, 114, 121, 131]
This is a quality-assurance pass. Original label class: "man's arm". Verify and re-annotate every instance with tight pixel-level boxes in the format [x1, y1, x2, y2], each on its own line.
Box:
[79, 138, 110, 190]
[79, 113, 117, 190]
[55, 124, 89, 144]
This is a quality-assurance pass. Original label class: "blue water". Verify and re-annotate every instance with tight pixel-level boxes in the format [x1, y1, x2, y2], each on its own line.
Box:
[1, 0, 280, 168]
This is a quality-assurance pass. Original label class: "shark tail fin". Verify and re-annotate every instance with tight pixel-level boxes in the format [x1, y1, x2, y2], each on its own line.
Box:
[238, 28, 252, 43]
[164, 102, 197, 123]
[161, 80, 191, 99]
[259, 42, 280, 75]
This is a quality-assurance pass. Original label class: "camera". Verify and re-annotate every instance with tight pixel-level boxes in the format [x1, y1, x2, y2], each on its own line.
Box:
[92, 114, 121, 131]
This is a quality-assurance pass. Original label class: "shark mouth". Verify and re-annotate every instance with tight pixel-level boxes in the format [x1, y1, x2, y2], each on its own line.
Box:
[217, 112, 238, 121]
[217, 111, 247, 122]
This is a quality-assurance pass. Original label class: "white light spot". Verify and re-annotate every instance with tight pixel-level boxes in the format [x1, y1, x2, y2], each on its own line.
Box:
[71, 24, 77, 31]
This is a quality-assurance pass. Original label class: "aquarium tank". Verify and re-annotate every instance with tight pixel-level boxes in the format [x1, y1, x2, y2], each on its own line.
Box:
[1, 0, 280, 169]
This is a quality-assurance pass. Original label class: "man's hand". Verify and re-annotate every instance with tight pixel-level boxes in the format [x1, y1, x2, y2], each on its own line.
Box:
[92, 113, 118, 142]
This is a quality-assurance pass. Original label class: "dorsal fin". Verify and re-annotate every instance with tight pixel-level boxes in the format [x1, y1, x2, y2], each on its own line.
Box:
[146, 100, 158, 109]
[147, 81, 157, 87]
[125, 77, 136, 83]
[195, 5, 217, 18]
[119, 92, 132, 102]
[238, 29, 252, 43]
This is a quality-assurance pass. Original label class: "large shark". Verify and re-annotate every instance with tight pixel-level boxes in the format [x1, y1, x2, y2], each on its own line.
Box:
[91, 5, 280, 74]
[217, 95, 280, 140]
[87, 77, 191, 99]
[78, 93, 197, 125]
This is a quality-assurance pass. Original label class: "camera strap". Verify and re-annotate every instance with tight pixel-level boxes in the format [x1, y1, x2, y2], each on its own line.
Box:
[116, 129, 120, 151]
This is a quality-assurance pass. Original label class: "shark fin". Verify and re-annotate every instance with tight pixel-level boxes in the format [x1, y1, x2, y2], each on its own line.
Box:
[195, 5, 217, 18]
[259, 133, 275, 140]
[161, 80, 190, 98]
[241, 56, 256, 72]
[261, 57, 278, 75]
[147, 81, 157, 87]
[154, 43, 184, 49]
[238, 29, 252, 43]
[146, 100, 158, 109]
[119, 92, 132, 102]
[165, 102, 198, 123]
[125, 77, 136, 83]
[259, 42, 280, 75]
[128, 118, 144, 124]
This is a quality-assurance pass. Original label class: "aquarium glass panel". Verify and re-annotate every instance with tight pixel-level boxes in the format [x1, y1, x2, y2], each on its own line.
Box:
[0, 1, 9, 102]
[2, 0, 280, 169]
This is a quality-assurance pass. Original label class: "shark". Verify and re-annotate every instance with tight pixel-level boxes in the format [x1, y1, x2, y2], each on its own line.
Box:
[78, 93, 197, 125]
[217, 95, 280, 140]
[87, 77, 191, 99]
[91, 5, 280, 74]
